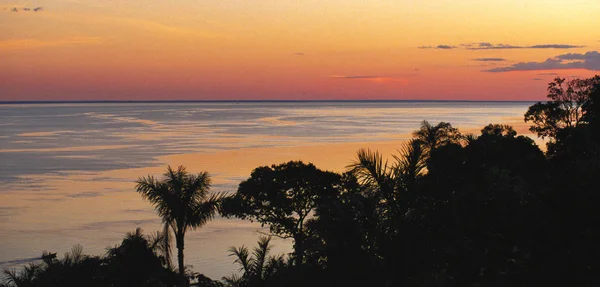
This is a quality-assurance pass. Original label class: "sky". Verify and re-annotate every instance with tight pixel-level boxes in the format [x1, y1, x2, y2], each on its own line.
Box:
[1, 0, 600, 101]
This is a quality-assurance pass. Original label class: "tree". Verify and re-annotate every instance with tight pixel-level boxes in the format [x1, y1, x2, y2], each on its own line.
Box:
[2, 245, 105, 287]
[348, 139, 427, 213]
[581, 77, 600, 126]
[223, 236, 285, 287]
[412, 120, 462, 154]
[525, 76, 600, 139]
[2, 263, 41, 287]
[421, 124, 549, 286]
[136, 166, 223, 283]
[347, 140, 430, 286]
[105, 228, 178, 286]
[222, 161, 341, 265]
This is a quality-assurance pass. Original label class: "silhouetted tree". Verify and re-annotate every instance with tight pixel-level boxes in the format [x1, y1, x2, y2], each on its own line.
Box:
[223, 236, 285, 287]
[2, 245, 105, 287]
[222, 161, 340, 266]
[421, 123, 549, 286]
[2, 263, 41, 287]
[347, 139, 430, 285]
[525, 76, 600, 140]
[1, 229, 182, 287]
[136, 165, 224, 284]
[348, 139, 427, 219]
[303, 172, 386, 287]
[104, 228, 178, 286]
[413, 120, 462, 154]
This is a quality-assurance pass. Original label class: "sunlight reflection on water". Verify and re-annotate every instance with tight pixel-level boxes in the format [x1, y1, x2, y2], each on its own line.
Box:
[0, 101, 534, 278]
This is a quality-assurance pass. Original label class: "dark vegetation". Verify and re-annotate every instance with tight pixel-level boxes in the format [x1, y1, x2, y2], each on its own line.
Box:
[3, 76, 600, 286]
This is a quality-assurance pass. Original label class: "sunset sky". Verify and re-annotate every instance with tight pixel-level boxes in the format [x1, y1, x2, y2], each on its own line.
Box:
[1, 0, 599, 101]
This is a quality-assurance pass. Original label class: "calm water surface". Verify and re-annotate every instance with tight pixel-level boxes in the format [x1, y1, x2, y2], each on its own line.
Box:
[0, 101, 533, 278]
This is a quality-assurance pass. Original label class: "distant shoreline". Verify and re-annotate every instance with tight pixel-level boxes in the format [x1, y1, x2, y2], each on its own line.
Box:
[0, 100, 538, 104]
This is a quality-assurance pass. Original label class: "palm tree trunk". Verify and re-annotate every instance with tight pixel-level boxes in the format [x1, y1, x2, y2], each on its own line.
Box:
[176, 233, 187, 286]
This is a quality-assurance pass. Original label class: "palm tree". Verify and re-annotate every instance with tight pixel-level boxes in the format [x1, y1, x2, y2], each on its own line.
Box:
[349, 139, 427, 197]
[136, 165, 224, 283]
[224, 236, 284, 287]
[413, 120, 462, 154]
[348, 139, 427, 222]
[347, 141, 427, 285]
[2, 263, 41, 287]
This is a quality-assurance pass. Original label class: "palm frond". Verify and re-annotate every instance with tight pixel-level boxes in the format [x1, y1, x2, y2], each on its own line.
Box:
[228, 245, 253, 274]
[252, 236, 272, 276]
[165, 165, 187, 194]
[70, 244, 84, 265]
[464, 133, 477, 145]
[2, 269, 21, 286]
[222, 273, 243, 287]
[189, 191, 226, 229]
[22, 263, 41, 282]
[347, 148, 391, 188]
[188, 171, 212, 202]
[393, 139, 427, 180]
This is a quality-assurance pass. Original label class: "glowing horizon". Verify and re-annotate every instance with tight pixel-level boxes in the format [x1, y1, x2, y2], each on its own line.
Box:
[2, 0, 599, 101]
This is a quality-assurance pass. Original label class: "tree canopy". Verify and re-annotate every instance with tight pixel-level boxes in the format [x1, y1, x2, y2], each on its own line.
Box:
[222, 161, 341, 265]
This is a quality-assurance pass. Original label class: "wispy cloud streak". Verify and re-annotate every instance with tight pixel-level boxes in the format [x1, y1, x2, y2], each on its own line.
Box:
[418, 45, 457, 50]
[465, 43, 584, 50]
[473, 58, 507, 62]
[329, 75, 410, 83]
[420, 42, 584, 50]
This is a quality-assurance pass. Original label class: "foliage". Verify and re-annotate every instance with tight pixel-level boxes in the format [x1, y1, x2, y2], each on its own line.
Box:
[104, 228, 179, 286]
[525, 76, 600, 139]
[412, 120, 463, 153]
[2, 229, 179, 287]
[223, 236, 286, 287]
[136, 165, 225, 282]
[222, 161, 341, 265]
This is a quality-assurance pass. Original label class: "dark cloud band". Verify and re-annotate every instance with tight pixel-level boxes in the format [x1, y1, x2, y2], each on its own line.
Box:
[484, 51, 600, 72]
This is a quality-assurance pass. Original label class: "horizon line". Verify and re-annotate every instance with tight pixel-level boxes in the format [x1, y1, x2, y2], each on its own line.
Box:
[0, 99, 538, 104]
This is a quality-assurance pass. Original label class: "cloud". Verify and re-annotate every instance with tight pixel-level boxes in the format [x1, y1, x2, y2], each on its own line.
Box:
[555, 52, 593, 60]
[418, 45, 457, 50]
[466, 43, 584, 50]
[484, 51, 600, 72]
[529, 44, 583, 49]
[331, 75, 380, 79]
[532, 78, 544, 81]
[421, 42, 583, 50]
[436, 45, 456, 49]
[329, 75, 410, 83]
[9, 6, 43, 12]
[293, 52, 304, 56]
[473, 58, 507, 62]
[538, 72, 559, 75]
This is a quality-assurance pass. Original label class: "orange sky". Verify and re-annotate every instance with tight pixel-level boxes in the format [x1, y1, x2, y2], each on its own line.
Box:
[1, 0, 599, 101]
